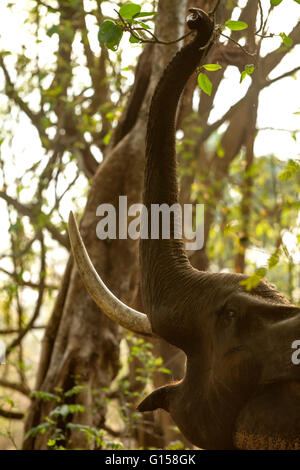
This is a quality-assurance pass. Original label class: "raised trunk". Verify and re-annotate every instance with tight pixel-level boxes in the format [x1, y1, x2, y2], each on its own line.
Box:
[141, 11, 214, 341]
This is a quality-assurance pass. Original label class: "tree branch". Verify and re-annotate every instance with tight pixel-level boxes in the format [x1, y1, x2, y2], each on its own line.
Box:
[0, 379, 30, 396]
[196, 96, 247, 146]
[262, 20, 300, 77]
[209, 0, 222, 17]
[0, 326, 46, 335]
[0, 408, 24, 420]
[0, 191, 69, 249]
[263, 66, 300, 88]
[115, 9, 193, 45]
[7, 236, 46, 354]
[0, 266, 57, 290]
[0, 56, 47, 142]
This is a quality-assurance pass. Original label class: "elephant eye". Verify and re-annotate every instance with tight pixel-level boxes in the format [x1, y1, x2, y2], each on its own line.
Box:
[216, 308, 237, 325]
[221, 310, 237, 325]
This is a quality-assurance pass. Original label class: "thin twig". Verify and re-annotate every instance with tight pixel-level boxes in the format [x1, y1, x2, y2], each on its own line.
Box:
[0, 190, 69, 249]
[256, 2, 273, 41]
[0, 326, 46, 335]
[115, 10, 193, 45]
[196, 96, 247, 146]
[258, 127, 299, 133]
[255, 0, 264, 35]
[263, 65, 300, 88]
[256, 33, 274, 38]
[0, 266, 57, 290]
[0, 56, 47, 142]
[0, 379, 30, 396]
[209, 0, 222, 17]
[220, 32, 256, 57]
[7, 235, 46, 355]
[37, 0, 59, 12]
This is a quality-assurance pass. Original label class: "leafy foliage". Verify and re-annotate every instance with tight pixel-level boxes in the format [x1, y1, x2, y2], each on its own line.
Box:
[24, 336, 175, 449]
[280, 32, 293, 47]
[203, 64, 222, 72]
[99, 21, 123, 51]
[198, 73, 213, 96]
[98, 3, 157, 50]
[225, 20, 248, 31]
[119, 3, 141, 19]
[279, 159, 300, 180]
[240, 64, 255, 83]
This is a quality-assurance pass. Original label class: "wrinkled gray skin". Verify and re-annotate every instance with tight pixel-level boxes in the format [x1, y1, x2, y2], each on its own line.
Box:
[69, 8, 300, 450]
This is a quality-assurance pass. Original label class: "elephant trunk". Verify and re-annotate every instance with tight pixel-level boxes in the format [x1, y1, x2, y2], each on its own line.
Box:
[140, 9, 214, 341]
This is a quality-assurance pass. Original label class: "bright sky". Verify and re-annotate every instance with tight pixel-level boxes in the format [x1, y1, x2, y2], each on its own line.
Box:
[0, 0, 299, 274]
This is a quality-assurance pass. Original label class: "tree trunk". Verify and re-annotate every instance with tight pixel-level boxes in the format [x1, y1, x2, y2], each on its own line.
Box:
[22, 0, 188, 450]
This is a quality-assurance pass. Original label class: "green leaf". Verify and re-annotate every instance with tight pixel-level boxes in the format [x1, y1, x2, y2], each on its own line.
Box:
[240, 268, 267, 291]
[25, 422, 52, 440]
[134, 11, 158, 18]
[119, 3, 141, 19]
[159, 367, 172, 375]
[245, 64, 255, 74]
[130, 35, 140, 43]
[98, 21, 123, 51]
[240, 71, 247, 83]
[279, 159, 300, 180]
[293, 0, 300, 3]
[136, 21, 151, 29]
[271, 0, 283, 5]
[268, 249, 281, 269]
[51, 404, 69, 417]
[203, 64, 222, 71]
[217, 142, 225, 158]
[31, 391, 61, 402]
[50, 404, 84, 418]
[225, 20, 248, 31]
[198, 73, 212, 96]
[280, 32, 293, 47]
[44, 85, 62, 97]
[64, 385, 86, 397]
[240, 64, 255, 83]
[47, 25, 59, 37]
[103, 131, 112, 145]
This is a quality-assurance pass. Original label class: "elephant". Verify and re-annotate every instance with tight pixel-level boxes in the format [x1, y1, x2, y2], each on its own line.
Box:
[68, 8, 300, 450]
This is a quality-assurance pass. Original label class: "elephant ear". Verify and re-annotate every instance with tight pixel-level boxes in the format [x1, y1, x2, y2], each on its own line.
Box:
[137, 384, 178, 412]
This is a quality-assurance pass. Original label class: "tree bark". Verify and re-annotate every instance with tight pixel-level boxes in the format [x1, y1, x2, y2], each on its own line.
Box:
[22, 0, 300, 450]
[23, 0, 188, 450]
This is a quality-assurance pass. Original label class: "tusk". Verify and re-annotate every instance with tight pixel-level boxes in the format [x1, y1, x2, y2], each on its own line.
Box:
[68, 212, 153, 336]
